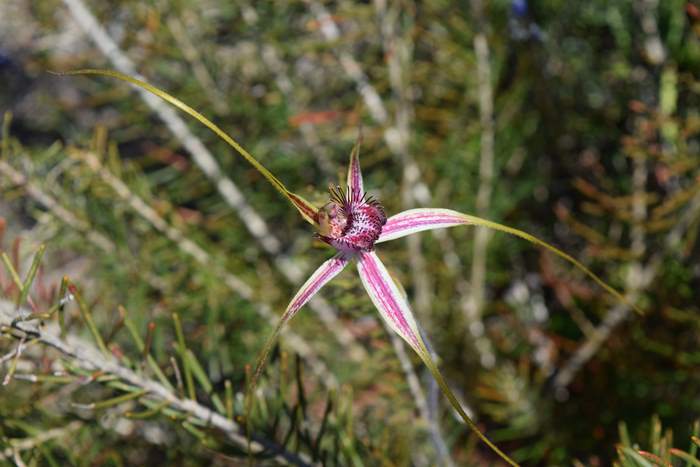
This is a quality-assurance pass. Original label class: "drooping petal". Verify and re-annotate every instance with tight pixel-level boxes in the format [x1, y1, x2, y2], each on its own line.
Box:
[58, 69, 319, 226]
[377, 208, 641, 314]
[346, 137, 363, 203]
[284, 253, 350, 322]
[356, 250, 519, 466]
[253, 253, 349, 383]
[356, 250, 424, 353]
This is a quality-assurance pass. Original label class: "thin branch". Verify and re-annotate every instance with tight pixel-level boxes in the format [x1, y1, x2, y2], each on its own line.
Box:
[463, 0, 498, 369]
[12, 449, 27, 467]
[553, 186, 700, 392]
[0, 299, 316, 467]
[0, 160, 114, 254]
[0, 338, 26, 365]
[466, 0, 495, 326]
[0, 421, 82, 461]
[166, 16, 229, 115]
[304, 0, 388, 125]
[383, 321, 455, 467]
[237, 2, 335, 176]
[2, 334, 27, 386]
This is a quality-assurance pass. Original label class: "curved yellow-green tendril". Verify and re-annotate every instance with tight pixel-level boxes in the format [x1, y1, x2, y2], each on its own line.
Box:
[416, 343, 520, 466]
[55, 69, 319, 226]
[459, 212, 644, 315]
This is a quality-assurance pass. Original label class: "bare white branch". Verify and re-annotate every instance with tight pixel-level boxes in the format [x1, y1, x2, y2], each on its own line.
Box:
[0, 299, 316, 466]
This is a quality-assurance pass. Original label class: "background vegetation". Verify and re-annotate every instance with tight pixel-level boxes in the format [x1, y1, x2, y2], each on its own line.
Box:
[0, 0, 699, 465]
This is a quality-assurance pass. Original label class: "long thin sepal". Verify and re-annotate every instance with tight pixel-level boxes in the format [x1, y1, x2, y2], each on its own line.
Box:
[346, 136, 363, 203]
[252, 253, 349, 386]
[55, 69, 319, 226]
[418, 350, 520, 467]
[356, 250, 518, 466]
[377, 208, 642, 314]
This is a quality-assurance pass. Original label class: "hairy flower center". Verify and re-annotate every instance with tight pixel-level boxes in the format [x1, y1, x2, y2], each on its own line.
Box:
[317, 186, 386, 252]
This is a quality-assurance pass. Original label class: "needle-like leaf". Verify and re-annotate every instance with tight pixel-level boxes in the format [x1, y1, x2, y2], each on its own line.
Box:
[54, 69, 319, 226]
[17, 244, 45, 310]
[377, 208, 642, 314]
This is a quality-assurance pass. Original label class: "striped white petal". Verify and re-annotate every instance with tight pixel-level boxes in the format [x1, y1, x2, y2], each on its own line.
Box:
[253, 253, 349, 382]
[356, 250, 424, 354]
[377, 208, 639, 314]
[377, 208, 470, 243]
[282, 253, 349, 323]
[356, 249, 519, 466]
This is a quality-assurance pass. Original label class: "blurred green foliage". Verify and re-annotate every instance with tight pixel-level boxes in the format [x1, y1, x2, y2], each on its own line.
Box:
[0, 0, 699, 465]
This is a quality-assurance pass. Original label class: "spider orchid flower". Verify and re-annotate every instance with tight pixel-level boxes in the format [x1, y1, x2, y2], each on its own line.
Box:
[65, 69, 642, 467]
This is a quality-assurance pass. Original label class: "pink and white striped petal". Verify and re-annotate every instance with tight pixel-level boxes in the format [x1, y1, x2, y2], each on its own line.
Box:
[346, 139, 364, 203]
[356, 250, 425, 355]
[377, 208, 641, 315]
[377, 208, 471, 243]
[253, 253, 349, 383]
[282, 253, 350, 322]
[357, 251, 518, 466]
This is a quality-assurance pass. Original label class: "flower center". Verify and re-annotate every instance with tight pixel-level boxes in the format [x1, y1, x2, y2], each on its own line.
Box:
[317, 186, 386, 252]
